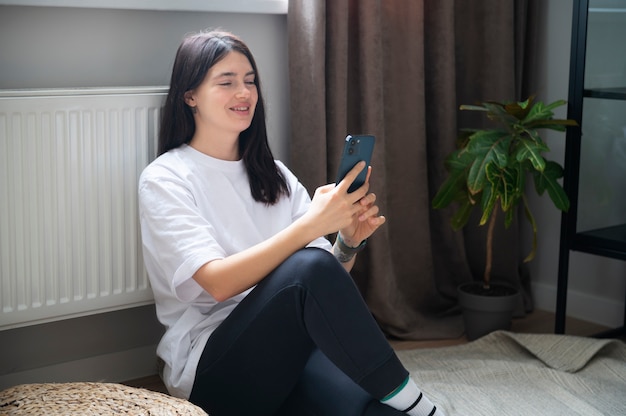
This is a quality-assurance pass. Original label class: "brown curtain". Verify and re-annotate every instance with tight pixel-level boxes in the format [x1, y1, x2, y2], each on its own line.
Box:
[288, 0, 538, 340]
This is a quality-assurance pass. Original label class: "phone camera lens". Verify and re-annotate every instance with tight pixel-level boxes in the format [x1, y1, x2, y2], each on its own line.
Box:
[348, 148, 354, 155]
[350, 140, 356, 145]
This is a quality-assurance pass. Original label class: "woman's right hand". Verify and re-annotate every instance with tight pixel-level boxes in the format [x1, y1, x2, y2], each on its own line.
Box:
[303, 162, 370, 238]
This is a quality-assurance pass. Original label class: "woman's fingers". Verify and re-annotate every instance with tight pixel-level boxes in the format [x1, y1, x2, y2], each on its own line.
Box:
[310, 164, 384, 236]
[337, 162, 367, 192]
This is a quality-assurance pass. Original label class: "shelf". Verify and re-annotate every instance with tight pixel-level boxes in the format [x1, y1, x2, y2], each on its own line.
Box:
[579, 223, 626, 242]
[584, 87, 626, 100]
[573, 224, 626, 261]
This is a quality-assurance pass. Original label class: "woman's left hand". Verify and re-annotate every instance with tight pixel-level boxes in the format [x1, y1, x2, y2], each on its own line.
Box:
[338, 167, 386, 247]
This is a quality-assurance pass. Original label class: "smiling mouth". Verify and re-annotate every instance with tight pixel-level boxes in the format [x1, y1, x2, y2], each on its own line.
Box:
[231, 106, 250, 112]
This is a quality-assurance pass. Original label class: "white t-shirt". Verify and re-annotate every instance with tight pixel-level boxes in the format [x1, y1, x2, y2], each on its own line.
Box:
[138, 144, 332, 399]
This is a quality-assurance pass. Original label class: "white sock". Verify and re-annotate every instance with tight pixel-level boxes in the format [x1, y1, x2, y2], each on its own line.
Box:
[381, 377, 445, 416]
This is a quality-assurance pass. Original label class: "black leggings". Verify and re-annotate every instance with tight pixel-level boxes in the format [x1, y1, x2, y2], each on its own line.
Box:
[189, 248, 408, 416]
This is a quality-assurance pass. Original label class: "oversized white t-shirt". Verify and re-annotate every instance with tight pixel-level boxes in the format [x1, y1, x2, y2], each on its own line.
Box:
[138, 144, 332, 399]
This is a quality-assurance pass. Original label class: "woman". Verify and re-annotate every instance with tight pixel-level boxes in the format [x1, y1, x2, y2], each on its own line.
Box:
[138, 30, 445, 416]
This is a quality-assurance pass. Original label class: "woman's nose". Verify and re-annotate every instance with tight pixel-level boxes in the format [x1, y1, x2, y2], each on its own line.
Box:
[236, 83, 251, 98]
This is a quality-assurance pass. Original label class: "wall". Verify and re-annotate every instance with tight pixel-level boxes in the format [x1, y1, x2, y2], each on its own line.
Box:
[0, 5, 289, 160]
[0, 4, 288, 389]
[524, 0, 626, 330]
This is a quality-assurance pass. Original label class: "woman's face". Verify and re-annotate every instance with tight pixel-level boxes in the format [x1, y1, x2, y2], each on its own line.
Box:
[185, 51, 258, 138]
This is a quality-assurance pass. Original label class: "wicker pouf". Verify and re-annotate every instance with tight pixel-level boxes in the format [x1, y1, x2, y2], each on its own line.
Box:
[0, 382, 207, 415]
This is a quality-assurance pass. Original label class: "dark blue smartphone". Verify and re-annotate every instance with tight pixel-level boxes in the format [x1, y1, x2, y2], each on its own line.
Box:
[335, 134, 375, 193]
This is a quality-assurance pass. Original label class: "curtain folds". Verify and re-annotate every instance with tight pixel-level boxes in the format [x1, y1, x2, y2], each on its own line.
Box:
[288, 0, 536, 339]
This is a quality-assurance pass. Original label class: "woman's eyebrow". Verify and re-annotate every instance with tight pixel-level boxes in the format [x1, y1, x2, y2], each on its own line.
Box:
[213, 70, 256, 79]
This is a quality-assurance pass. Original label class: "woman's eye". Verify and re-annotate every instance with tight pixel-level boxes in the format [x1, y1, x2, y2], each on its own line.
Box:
[219, 82, 232, 87]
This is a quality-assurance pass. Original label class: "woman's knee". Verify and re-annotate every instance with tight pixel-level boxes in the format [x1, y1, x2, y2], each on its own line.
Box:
[254, 247, 356, 311]
[286, 247, 338, 270]
[280, 248, 346, 286]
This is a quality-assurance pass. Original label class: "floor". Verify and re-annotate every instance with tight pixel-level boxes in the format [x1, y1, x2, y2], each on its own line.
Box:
[122, 309, 619, 395]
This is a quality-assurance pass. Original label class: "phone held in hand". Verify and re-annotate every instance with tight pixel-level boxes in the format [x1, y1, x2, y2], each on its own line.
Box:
[335, 134, 375, 193]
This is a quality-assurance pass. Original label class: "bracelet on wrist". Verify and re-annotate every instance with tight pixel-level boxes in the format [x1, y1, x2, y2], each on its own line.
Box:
[333, 234, 367, 263]
[337, 233, 366, 251]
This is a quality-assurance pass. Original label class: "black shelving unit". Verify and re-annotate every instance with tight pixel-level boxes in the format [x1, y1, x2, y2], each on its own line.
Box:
[584, 88, 626, 100]
[556, 0, 626, 337]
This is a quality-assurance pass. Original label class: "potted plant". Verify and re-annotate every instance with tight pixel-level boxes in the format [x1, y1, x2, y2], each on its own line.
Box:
[432, 96, 577, 340]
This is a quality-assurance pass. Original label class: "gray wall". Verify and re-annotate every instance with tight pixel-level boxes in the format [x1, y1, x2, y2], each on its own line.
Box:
[0, 4, 289, 388]
[0, 5, 290, 160]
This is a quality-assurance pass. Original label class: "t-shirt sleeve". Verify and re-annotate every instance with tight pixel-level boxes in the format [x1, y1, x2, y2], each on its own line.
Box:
[138, 168, 225, 303]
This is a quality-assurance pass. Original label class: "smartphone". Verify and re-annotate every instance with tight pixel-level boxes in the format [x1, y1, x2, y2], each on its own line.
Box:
[335, 134, 375, 193]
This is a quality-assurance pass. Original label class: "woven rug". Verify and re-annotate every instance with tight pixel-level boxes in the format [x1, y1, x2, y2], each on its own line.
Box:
[398, 330, 626, 416]
[0, 382, 207, 415]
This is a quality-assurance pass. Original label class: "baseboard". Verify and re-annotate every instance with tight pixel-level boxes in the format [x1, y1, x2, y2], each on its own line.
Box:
[0, 344, 159, 392]
[532, 282, 625, 328]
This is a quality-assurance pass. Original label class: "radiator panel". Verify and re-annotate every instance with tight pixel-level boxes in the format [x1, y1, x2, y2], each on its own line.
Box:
[0, 87, 166, 329]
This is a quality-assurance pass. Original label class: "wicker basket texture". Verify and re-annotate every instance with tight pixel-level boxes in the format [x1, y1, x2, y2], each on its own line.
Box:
[0, 382, 208, 416]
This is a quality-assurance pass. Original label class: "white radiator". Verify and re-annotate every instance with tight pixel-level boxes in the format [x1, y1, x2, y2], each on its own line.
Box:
[0, 87, 167, 330]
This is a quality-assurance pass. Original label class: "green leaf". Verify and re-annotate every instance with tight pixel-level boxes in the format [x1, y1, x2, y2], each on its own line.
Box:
[459, 104, 489, 112]
[485, 164, 519, 213]
[533, 161, 570, 212]
[432, 169, 466, 209]
[478, 184, 497, 226]
[466, 131, 509, 193]
[533, 160, 562, 193]
[525, 118, 578, 131]
[544, 99, 568, 112]
[445, 148, 475, 172]
[545, 180, 570, 212]
[467, 130, 509, 165]
[504, 96, 532, 120]
[482, 102, 518, 125]
[504, 205, 515, 228]
[467, 159, 488, 195]
[522, 99, 559, 124]
[451, 198, 474, 230]
[515, 138, 548, 171]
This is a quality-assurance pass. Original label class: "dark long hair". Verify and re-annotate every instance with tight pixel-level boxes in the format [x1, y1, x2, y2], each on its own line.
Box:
[158, 30, 289, 204]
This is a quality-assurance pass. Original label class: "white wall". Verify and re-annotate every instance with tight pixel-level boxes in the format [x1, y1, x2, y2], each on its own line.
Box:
[525, 0, 626, 329]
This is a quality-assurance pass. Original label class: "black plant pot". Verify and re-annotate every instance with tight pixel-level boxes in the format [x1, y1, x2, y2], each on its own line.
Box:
[458, 281, 520, 341]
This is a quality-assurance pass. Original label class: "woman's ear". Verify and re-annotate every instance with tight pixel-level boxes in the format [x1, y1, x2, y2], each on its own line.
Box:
[183, 90, 195, 107]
